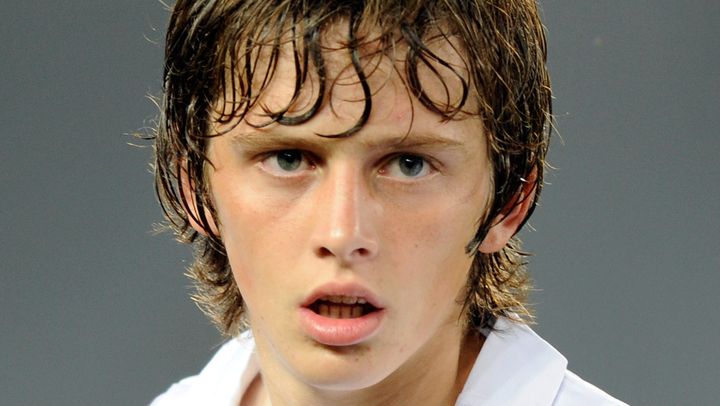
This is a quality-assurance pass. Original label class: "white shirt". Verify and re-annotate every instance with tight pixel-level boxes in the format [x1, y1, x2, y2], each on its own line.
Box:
[151, 318, 626, 405]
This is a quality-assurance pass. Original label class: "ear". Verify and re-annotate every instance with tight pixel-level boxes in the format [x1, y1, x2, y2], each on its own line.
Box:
[478, 170, 537, 254]
[179, 162, 219, 237]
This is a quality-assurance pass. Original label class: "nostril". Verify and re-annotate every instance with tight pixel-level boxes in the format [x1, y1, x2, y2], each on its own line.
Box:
[315, 246, 373, 260]
[316, 246, 333, 258]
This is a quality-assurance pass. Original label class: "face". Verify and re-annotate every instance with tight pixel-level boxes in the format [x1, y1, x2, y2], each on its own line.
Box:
[203, 37, 495, 394]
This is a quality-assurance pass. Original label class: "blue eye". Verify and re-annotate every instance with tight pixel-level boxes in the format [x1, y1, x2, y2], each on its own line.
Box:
[397, 155, 425, 177]
[275, 150, 303, 171]
[384, 154, 431, 179]
[260, 149, 312, 176]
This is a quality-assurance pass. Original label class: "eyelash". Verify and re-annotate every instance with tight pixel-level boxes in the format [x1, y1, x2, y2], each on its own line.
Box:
[379, 153, 435, 179]
[258, 150, 437, 180]
[259, 150, 316, 177]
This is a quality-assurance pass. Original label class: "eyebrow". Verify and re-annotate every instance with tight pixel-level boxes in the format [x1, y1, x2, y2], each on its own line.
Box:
[229, 130, 466, 151]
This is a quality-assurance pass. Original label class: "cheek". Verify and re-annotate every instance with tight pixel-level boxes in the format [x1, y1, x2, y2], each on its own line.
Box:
[385, 178, 488, 256]
[213, 170, 297, 249]
[211, 174, 317, 301]
[383, 214, 473, 337]
[211, 182, 281, 291]
[383, 201, 479, 287]
[382, 178, 488, 302]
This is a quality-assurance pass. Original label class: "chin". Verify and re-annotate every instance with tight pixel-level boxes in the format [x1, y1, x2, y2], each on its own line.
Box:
[290, 345, 396, 392]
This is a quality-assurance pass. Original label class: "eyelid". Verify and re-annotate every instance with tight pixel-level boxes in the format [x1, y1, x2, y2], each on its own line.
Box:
[258, 149, 317, 177]
[380, 153, 438, 179]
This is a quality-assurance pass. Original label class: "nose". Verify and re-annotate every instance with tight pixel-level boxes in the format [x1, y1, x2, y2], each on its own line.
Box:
[309, 164, 379, 265]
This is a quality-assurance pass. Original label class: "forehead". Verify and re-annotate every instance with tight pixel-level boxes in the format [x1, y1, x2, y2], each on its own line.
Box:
[213, 21, 477, 138]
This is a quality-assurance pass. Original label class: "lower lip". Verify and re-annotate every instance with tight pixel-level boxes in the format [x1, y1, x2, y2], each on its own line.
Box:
[298, 307, 385, 346]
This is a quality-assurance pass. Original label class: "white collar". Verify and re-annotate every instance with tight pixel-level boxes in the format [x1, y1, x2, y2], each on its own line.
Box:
[456, 317, 568, 405]
[171, 331, 259, 406]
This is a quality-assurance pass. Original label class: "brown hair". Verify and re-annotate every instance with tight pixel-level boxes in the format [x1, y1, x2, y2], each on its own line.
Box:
[154, 0, 552, 336]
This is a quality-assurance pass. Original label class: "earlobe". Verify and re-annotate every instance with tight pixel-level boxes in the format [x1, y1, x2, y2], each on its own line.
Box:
[478, 172, 537, 254]
[179, 162, 219, 237]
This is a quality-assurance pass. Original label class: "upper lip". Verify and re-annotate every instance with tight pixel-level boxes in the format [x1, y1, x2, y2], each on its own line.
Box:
[301, 282, 384, 309]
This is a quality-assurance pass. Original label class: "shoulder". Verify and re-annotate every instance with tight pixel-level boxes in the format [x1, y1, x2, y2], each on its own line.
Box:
[554, 370, 628, 406]
[150, 331, 257, 406]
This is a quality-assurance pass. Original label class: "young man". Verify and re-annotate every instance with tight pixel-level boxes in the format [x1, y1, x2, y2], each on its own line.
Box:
[151, 0, 625, 404]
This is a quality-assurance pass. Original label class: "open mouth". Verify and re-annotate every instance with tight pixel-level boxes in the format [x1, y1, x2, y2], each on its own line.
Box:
[307, 296, 379, 319]
[299, 288, 385, 345]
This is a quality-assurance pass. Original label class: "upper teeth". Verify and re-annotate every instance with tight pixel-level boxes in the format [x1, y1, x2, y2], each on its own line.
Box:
[324, 295, 367, 305]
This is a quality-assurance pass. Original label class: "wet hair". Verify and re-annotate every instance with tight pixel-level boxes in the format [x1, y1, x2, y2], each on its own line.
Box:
[154, 0, 552, 336]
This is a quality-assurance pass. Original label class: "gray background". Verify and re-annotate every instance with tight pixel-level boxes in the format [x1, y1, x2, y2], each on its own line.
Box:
[1, 1, 718, 405]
